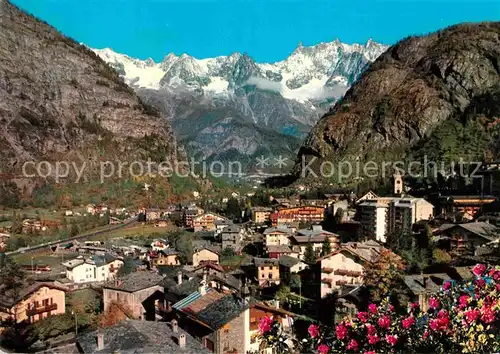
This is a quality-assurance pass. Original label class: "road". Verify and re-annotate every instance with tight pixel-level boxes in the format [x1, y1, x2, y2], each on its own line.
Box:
[6, 216, 138, 256]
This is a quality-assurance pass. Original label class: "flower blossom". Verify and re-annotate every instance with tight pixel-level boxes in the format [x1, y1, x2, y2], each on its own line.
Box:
[386, 334, 398, 346]
[442, 281, 451, 291]
[368, 334, 380, 345]
[357, 311, 369, 322]
[308, 324, 319, 338]
[473, 264, 486, 276]
[429, 297, 440, 309]
[402, 316, 415, 329]
[366, 324, 376, 336]
[317, 344, 330, 354]
[347, 339, 359, 351]
[258, 316, 273, 334]
[378, 315, 391, 329]
[336, 323, 348, 340]
[459, 295, 470, 308]
[368, 303, 378, 314]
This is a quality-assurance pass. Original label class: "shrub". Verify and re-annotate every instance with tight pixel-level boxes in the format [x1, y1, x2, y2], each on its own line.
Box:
[259, 264, 500, 354]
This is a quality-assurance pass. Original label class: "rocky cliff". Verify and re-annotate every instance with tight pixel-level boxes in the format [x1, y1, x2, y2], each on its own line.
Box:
[296, 23, 500, 179]
[0, 0, 183, 183]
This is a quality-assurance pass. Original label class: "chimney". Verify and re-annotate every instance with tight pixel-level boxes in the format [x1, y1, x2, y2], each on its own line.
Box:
[275, 300, 279, 309]
[353, 243, 357, 249]
[178, 333, 186, 348]
[177, 271, 182, 285]
[97, 332, 104, 351]
[199, 283, 206, 296]
[171, 319, 178, 333]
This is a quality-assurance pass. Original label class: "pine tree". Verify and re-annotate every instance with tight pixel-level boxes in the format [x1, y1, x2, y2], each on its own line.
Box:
[320, 236, 332, 257]
[304, 240, 316, 264]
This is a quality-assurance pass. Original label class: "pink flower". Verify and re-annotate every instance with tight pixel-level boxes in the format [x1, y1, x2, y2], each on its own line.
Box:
[366, 324, 376, 336]
[402, 316, 415, 329]
[377, 315, 391, 329]
[428, 297, 440, 309]
[437, 309, 448, 318]
[336, 324, 348, 340]
[410, 302, 420, 310]
[317, 344, 330, 354]
[388, 304, 395, 312]
[481, 307, 496, 324]
[423, 330, 429, 339]
[258, 316, 273, 334]
[459, 295, 470, 308]
[368, 334, 380, 345]
[473, 264, 486, 276]
[442, 281, 451, 291]
[385, 334, 398, 346]
[465, 309, 480, 323]
[368, 303, 378, 314]
[430, 315, 449, 331]
[357, 311, 369, 322]
[364, 352, 376, 354]
[308, 324, 319, 338]
[347, 339, 359, 351]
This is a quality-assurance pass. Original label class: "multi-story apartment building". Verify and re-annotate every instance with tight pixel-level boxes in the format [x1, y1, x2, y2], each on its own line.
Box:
[192, 212, 228, 232]
[359, 197, 434, 242]
[251, 207, 273, 224]
[270, 206, 325, 226]
[62, 254, 124, 283]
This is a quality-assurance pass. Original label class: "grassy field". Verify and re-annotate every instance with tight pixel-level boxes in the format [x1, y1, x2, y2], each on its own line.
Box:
[88, 223, 174, 242]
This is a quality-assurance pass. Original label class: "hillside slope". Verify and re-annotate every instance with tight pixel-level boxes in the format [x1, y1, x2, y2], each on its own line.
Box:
[296, 23, 500, 180]
[0, 0, 184, 183]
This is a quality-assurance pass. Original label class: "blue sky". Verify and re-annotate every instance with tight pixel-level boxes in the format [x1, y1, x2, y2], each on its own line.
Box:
[12, 0, 500, 62]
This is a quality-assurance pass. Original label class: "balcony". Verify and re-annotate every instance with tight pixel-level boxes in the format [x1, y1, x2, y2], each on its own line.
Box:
[26, 303, 57, 316]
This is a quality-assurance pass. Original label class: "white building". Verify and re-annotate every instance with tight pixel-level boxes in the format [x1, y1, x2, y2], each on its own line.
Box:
[62, 254, 123, 283]
[358, 197, 434, 242]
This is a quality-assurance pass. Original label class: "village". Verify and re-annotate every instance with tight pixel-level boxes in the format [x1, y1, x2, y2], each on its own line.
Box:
[1, 170, 500, 354]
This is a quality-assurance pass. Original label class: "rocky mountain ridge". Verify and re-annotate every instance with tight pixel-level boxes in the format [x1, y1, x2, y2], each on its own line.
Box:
[0, 0, 184, 185]
[295, 22, 500, 182]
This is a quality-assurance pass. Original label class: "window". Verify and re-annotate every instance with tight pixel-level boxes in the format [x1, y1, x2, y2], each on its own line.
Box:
[260, 266, 264, 270]
[261, 274, 265, 278]
[42, 299, 49, 307]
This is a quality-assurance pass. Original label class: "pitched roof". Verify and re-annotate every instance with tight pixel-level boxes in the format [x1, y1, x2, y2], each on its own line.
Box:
[0, 282, 68, 308]
[77, 320, 210, 353]
[263, 227, 292, 235]
[104, 272, 164, 292]
[174, 289, 248, 330]
[404, 273, 451, 295]
[436, 222, 498, 240]
[266, 245, 293, 254]
[278, 255, 303, 268]
[254, 257, 279, 267]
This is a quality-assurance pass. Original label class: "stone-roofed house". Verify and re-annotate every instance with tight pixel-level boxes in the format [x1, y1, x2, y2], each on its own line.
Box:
[221, 224, 244, 251]
[435, 222, 499, 255]
[0, 282, 67, 326]
[192, 246, 221, 267]
[77, 319, 211, 353]
[153, 249, 180, 267]
[404, 273, 451, 312]
[266, 245, 298, 259]
[290, 225, 340, 260]
[279, 255, 308, 283]
[316, 241, 386, 298]
[103, 272, 164, 320]
[172, 286, 250, 354]
[263, 226, 292, 248]
[254, 258, 280, 287]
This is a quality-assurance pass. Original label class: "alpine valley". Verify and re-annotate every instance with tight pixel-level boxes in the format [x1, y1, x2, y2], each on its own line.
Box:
[94, 40, 387, 170]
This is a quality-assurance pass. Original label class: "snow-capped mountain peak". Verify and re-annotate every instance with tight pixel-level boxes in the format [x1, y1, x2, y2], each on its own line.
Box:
[93, 39, 388, 101]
